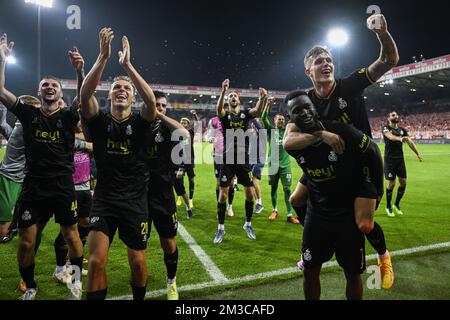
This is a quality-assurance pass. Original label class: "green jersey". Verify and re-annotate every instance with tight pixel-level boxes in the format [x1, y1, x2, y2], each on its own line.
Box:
[262, 112, 291, 169]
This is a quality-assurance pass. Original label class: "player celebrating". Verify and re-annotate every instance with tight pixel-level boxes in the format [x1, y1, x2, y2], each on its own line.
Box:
[383, 111, 423, 217]
[0, 34, 84, 300]
[286, 90, 383, 300]
[80, 28, 157, 300]
[262, 97, 299, 224]
[213, 79, 266, 244]
[285, 14, 398, 289]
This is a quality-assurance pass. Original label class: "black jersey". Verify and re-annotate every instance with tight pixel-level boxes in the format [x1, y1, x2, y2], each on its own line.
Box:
[145, 120, 178, 191]
[308, 67, 374, 137]
[287, 121, 374, 221]
[383, 125, 409, 160]
[11, 99, 79, 178]
[85, 111, 150, 200]
[219, 109, 255, 164]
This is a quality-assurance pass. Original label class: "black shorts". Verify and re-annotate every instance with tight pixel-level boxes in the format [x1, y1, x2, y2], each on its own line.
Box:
[184, 164, 196, 178]
[148, 189, 178, 239]
[214, 162, 222, 179]
[89, 194, 149, 250]
[219, 164, 253, 188]
[17, 175, 78, 229]
[76, 190, 92, 219]
[251, 163, 264, 180]
[384, 158, 407, 180]
[302, 214, 366, 275]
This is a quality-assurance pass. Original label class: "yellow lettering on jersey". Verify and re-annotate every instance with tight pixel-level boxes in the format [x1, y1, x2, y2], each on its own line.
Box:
[106, 139, 132, 155]
[306, 165, 336, 180]
[35, 129, 61, 142]
[230, 120, 245, 129]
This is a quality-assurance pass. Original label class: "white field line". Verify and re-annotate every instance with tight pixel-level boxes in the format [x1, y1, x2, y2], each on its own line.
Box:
[110, 241, 450, 300]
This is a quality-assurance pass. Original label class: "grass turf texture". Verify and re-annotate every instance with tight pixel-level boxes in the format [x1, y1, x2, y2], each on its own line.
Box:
[0, 143, 449, 300]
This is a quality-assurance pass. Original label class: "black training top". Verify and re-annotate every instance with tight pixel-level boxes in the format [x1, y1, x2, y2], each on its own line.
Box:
[85, 111, 150, 200]
[11, 99, 79, 178]
[308, 67, 374, 138]
[383, 125, 409, 160]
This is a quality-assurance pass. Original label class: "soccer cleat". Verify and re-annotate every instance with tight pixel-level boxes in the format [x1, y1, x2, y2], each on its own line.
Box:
[385, 207, 395, 217]
[378, 252, 395, 289]
[176, 196, 182, 206]
[0, 228, 18, 244]
[297, 259, 305, 272]
[53, 267, 72, 285]
[287, 215, 301, 225]
[393, 205, 403, 216]
[167, 280, 179, 300]
[189, 199, 194, 209]
[68, 281, 83, 300]
[213, 229, 225, 244]
[20, 288, 37, 300]
[254, 203, 264, 214]
[269, 210, 278, 221]
[187, 208, 193, 219]
[17, 279, 26, 293]
[227, 205, 234, 217]
[243, 224, 256, 240]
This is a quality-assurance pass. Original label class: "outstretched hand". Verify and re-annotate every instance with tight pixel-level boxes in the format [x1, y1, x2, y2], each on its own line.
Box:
[68, 47, 85, 71]
[367, 14, 388, 35]
[99, 27, 114, 60]
[222, 79, 230, 93]
[0, 33, 14, 63]
[118, 36, 131, 67]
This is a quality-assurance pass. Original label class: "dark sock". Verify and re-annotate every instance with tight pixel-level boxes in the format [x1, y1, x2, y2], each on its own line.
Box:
[131, 283, 147, 301]
[228, 187, 235, 206]
[54, 232, 68, 267]
[217, 202, 226, 225]
[34, 232, 42, 255]
[19, 264, 37, 289]
[386, 188, 393, 209]
[245, 200, 254, 223]
[395, 187, 406, 208]
[366, 222, 387, 256]
[70, 256, 83, 278]
[293, 205, 307, 226]
[78, 226, 89, 248]
[87, 288, 107, 300]
[216, 189, 219, 201]
[189, 178, 194, 200]
[164, 247, 179, 280]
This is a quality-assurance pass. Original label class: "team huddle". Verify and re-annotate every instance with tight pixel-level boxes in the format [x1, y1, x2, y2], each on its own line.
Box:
[0, 14, 424, 300]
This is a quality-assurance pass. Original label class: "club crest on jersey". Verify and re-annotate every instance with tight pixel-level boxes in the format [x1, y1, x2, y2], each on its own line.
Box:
[126, 124, 133, 136]
[221, 175, 227, 182]
[240, 113, 246, 119]
[32, 117, 39, 124]
[56, 120, 63, 129]
[155, 132, 164, 143]
[338, 98, 348, 110]
[388, 173, 393, 178]
[400, 130, 404, 135]
[299, 156, 306, 164]
[228, 115, 232, 120]
[328, 151, 338, 162]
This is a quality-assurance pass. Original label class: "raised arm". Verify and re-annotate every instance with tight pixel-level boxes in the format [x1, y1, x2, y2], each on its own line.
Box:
[80, 28, 114, 119]
[0, 34, 17, 109]
[261, 97, 275, 130]
[68, 47, 85, 108]
[157, 111, 189, 138]
[118, 36, 156, 122]
[249, 88, 267, 117]
[366, 14, 400, 82]
[217, 79, 229, 118]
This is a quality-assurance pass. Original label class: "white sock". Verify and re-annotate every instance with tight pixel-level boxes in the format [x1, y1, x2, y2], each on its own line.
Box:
[56, 265, 66, 274]
[378, 251, 389, 260]
[244, 221, 251, 227]
[227, 204, 232, 209]
[257, 198, 262, 205]
[167, 277, 176, 284]
[218, 224, 225, 231]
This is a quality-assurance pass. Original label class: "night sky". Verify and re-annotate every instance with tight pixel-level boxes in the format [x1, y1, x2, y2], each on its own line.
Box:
[1, 0, 449, 96]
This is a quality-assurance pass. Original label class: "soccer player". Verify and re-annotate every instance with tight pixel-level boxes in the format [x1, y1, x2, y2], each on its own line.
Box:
[80, 28, 157, 300]
[0, 34, 84, 300]
[383, 111, 423, 216]
[144, 90, 189, 300]
[286, 90, 383, 300]
[175, 111, 197, 210]
[284, 14, 398, 289]
[206, 114, 235, 217]
[213, 79, 266, 244]
[249, 118, 265, 214]
[262, 97, 299, 224]
[53, 47, 92, 283]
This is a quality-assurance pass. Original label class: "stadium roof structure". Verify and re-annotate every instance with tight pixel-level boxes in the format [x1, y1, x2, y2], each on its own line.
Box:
[61, 54, 450, 106]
